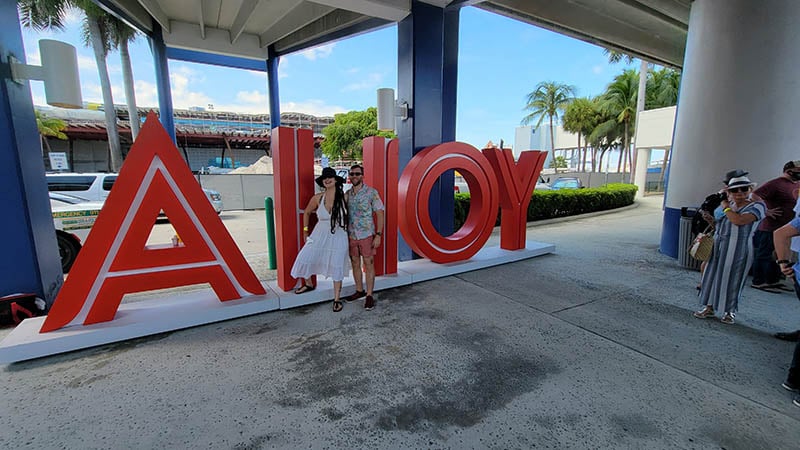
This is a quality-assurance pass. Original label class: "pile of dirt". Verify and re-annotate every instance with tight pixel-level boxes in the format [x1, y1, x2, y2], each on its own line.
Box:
[229, 156, 274, 174]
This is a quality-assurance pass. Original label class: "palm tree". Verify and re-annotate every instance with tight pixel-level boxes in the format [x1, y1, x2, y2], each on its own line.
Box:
[522, 81, 576, 157]
[75, 0, 123, 171]
[604, 48, 649, 180]
[597, 69, 639, 173]
[35, 110, 68, 154]
[108, 15, 140, 139]
[562, 97, 597, 172]
[587, 105, 622, 172]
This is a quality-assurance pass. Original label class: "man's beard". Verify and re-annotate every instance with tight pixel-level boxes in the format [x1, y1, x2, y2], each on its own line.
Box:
[352, 179, 363, 187]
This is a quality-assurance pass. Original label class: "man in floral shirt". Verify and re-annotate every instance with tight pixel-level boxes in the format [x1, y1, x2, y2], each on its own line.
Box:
[344, 164, 384, 310]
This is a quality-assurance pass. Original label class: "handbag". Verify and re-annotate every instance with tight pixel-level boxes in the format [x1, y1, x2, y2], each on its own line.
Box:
[689, 225, 714, 261]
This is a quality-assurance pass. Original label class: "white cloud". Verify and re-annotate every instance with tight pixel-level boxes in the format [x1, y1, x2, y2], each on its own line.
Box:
[341, 72, 384, 92]
[78, 54, 99, 73]
[235, 90, 269, 105]
[281, 100, 346, 117]
[134, 80, 159, 108]
[592, 65, 604, 75]
[345, 67, 360, 75]
[299, 43, 335, 61]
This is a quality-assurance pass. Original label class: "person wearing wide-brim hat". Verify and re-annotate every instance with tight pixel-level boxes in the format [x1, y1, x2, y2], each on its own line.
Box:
[315, 167, 346, 187]
[694, 173, 767, 324]
[290, 167, 350, 312]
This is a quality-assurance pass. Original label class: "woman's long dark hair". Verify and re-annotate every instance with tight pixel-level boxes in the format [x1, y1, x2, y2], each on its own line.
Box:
[329, 180, 348, 234]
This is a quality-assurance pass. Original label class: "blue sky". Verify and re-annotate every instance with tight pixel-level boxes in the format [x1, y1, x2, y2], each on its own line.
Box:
[21, 6, 636, 150]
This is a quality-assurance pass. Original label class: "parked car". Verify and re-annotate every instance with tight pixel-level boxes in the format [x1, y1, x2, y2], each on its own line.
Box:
[456, 174, 551, 194]
[454, 174, 469, 194]
[549, 177, 584, 190]
[46, 172, 223, 213]
[49, 193, 103, 272]
[535, 176, 551, 191]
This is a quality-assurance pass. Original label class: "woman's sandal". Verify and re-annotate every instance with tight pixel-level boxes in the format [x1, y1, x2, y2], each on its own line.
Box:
[332, 300, 343, 313]
[693, 307, 715, 319]
[294, 284, 315, 294]
[721, 313, 735, 324]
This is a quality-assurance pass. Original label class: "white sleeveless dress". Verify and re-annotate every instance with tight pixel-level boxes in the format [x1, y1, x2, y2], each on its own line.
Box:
[290, 193, 350, 282]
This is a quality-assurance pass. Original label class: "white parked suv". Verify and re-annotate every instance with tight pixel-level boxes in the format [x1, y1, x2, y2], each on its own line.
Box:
[46, 172, 223, 213]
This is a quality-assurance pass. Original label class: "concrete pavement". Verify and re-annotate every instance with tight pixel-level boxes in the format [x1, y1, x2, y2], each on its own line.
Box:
[1, 195, 799, 449]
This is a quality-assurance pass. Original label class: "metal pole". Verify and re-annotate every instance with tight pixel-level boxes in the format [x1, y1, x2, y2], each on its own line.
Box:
[265, 197, 277, 270]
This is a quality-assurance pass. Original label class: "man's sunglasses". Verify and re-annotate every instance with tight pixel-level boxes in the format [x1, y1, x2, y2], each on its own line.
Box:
[728, 186, 751, 193]
[349, 172, 363, 176]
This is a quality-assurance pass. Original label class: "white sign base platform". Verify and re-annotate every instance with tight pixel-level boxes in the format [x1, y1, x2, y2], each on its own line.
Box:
[0, 241, 553, 363]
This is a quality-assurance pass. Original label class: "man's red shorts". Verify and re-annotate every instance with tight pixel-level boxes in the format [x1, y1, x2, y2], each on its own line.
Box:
[349, 236, 376, 258]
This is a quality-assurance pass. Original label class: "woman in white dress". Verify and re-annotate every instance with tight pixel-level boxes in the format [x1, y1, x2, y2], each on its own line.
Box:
[290, 167, 350, 312]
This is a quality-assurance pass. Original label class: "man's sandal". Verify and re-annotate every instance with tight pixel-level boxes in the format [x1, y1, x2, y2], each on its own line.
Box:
[332, 300, 343, 313]
[294, 284, 315, 294]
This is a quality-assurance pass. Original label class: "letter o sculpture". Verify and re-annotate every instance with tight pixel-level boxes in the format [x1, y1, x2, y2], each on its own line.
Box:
[398, 142, 499, 263]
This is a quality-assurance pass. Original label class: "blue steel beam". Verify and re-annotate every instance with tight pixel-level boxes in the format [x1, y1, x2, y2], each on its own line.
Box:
[167, 48, 268, 72]
[397, 1, 458, 260]
[267, 46, 281, 130]
[149, 22, 176, 144]
[0, 1, 63, 305]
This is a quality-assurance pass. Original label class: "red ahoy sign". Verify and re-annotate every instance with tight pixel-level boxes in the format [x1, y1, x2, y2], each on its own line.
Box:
[42, 120, 546, 332]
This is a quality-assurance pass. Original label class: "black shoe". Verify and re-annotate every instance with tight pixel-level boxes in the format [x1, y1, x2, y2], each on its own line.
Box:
[774, 330, 800, 342]
[345, 290, 366, 303]
[782, 380, 799, 392]
[794, 396, 800, 408]
[364, 295, 375, 311]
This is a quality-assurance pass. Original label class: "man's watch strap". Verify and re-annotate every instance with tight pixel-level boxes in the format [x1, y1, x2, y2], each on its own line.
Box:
[777, 259, 792, 265]
[375, 231, 382, 236]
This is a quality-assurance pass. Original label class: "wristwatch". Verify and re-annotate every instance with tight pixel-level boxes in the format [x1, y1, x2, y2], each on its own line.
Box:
[776, 259, 792, 265]
[375, 231, 382, 236]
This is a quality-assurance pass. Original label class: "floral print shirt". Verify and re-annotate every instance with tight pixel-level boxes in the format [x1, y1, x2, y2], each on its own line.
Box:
[346, 184, 384, 240]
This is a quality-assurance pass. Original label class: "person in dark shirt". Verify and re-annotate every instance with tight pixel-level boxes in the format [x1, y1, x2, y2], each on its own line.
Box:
[751, 161, 800, 292]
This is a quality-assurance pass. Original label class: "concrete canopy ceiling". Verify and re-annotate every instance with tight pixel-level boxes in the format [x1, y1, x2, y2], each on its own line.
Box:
[97, 0, 689, 67]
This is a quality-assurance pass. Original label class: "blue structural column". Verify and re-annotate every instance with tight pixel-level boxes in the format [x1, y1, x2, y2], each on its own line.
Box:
[397, 1, 459, 261]
[267, 46, 281, 130]
[0, 3, 63, 304]
[149, 22, 176, 143]
[660, 0, 800, 257]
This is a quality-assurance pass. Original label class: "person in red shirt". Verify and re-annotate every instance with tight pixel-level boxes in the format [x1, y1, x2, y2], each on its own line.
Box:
[751, 161, 800, 292]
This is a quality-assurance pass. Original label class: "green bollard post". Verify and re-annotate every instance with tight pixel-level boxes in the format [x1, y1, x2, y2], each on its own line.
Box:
[265, 197, 277, 270]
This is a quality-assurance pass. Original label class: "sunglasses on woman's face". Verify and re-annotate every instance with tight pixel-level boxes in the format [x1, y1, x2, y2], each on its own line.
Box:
[728, 186, 750, 193]
[349, 172, 362, 176]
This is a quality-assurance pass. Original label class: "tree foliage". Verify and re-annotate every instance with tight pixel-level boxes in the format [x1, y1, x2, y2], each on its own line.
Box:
[320, 107, 394, 160]
[646, 67, 681, 109]
[35, 110, 67, 153]
[563, 97, 600, 172]
[603, 48, 635, 65]
[17, 0, 70, 31]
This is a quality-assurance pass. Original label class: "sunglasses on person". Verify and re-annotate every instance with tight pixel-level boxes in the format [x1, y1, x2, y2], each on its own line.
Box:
[349, 171, 363, 176]
[728, 186, 751, 193]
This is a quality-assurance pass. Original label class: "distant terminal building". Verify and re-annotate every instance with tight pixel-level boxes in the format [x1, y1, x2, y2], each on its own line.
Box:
[38, 104, 333, 173]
